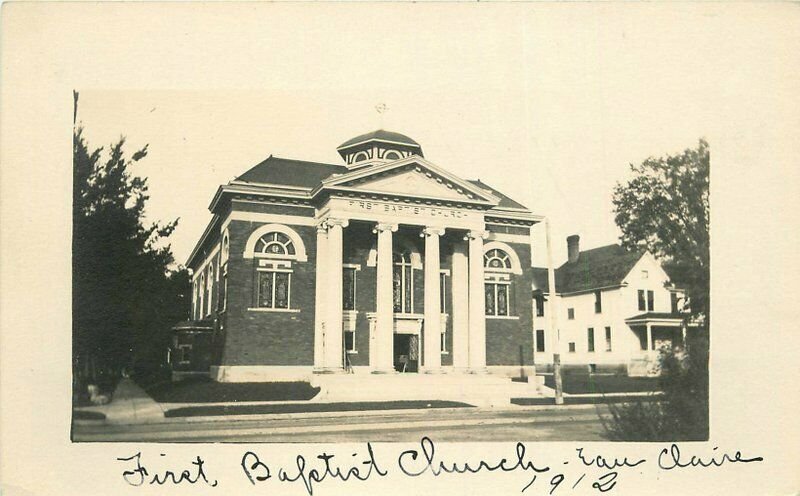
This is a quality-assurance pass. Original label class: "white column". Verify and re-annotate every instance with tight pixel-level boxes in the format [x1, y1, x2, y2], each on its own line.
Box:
[467, 230, 488, 372]
[324, 218, 348, 371]
[372, 222, 398, 373]
[313, 221, 328, 371]
[646, 322, 653, 353]
[451, 240, 469, 371]
[422, 226, 445, 372]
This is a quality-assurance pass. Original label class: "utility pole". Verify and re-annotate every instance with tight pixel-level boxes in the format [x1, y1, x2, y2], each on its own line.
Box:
[545, 217, 563, 405]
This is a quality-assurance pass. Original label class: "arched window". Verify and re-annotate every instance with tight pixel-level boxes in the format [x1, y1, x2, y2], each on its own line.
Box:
[220, 231, 230, 264]
[484, 249, 512, 270]
[384, 150, 400, 160]
[393, 250, 414, 313]
[255, 232, 295, 256]
[353, 151, 369, 163]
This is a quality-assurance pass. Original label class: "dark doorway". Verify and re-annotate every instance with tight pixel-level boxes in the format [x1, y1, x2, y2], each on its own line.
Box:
[394, 334, 419, 373]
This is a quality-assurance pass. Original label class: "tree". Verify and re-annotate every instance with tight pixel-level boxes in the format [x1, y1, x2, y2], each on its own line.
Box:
[605, 139, 710, 441]
[73, 125, 189, 399]
[612, 138, 709, 321]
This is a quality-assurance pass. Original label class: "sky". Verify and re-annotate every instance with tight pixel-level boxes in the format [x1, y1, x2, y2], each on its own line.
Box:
[72, 4, 744, 267]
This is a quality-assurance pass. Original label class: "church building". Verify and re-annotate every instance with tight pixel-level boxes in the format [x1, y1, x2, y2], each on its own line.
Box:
[177, 130, 542, 382]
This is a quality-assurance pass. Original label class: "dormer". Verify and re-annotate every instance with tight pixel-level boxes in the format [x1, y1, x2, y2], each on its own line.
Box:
[336, 129, 424, 170]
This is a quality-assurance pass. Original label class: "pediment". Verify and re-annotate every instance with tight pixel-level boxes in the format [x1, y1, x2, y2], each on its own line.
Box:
[321, 158, 498, 204]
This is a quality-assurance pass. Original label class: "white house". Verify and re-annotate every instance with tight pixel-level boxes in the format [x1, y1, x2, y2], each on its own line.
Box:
[531, 235, 691, 376]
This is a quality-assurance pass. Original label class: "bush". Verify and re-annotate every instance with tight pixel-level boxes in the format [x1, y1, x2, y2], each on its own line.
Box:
[602, 331, 709, 441]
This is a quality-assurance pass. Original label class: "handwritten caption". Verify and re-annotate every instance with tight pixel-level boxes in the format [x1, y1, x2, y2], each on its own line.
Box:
[117, 438, 762, 494]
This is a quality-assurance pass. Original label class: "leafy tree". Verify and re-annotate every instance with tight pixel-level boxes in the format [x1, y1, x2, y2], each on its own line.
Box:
[605, 139, 710, 441]
[612, 138, 709, 320]
[73, 126, 189, 399]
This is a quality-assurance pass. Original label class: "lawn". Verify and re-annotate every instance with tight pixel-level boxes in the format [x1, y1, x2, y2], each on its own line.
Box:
[164, 400, 474, 417]
[542, 374, 661, 395]
[143, 377, 321, 403]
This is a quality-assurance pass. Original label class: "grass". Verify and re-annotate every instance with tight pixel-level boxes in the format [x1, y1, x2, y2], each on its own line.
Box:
[164, 400, 474, 417]
[542, 373, 661, 395]
[143, 377, 321, 403]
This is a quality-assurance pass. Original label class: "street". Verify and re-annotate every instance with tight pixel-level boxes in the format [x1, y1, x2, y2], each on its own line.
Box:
[72, 405, 611, 443]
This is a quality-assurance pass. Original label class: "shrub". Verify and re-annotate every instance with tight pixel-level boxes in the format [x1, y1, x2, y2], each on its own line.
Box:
[602, 330, 709, 441]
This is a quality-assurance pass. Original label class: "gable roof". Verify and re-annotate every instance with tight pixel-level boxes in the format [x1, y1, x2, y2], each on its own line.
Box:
[320, 155, 502, 206]
[533, 244, 644, 294]
[235, 155, 348, 188]
[468, 179, 529, 210]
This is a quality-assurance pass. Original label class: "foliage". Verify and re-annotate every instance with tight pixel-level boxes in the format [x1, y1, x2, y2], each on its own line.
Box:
[602, 333, 709, 441]
[612, 139, 709, 320]
[73, 126, 190, 398]
[605, 139, 710, 441]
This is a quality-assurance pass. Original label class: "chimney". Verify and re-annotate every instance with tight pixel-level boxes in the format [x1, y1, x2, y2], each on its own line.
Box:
[567, 235, 580, 263]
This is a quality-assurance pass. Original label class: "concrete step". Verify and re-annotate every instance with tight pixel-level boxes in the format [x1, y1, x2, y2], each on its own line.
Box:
[310, 373, 545, 407]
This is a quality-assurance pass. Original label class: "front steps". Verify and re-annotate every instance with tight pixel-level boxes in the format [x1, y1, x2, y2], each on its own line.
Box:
[310, 372, 546, 407]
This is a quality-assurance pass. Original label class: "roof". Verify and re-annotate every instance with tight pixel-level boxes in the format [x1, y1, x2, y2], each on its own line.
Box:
[533, 244, 644, 294]
[235, 156, 348, 188]
[468, 179, 529, 210]
[625, 312, 686, 321]
[337, 129, 421, 149]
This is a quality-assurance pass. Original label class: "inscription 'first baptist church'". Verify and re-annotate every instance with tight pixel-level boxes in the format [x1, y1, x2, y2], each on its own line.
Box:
[346, 199, 471, 220]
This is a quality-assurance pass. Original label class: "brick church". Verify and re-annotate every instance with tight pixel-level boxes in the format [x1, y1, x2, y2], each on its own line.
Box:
[175, 130, 542, 382]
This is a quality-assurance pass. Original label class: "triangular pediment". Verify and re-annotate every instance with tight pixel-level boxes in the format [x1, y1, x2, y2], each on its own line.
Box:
[320, 157, 499, 204]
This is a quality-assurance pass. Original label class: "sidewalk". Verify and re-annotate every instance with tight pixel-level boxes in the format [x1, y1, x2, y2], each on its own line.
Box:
[75, 378, 165, 425]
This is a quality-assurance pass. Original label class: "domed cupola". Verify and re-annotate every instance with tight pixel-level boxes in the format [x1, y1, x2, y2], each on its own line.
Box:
[337, 129, 423, 169]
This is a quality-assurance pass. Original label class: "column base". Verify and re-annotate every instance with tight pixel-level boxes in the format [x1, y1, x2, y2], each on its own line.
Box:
[422, 368, 445, 374]
[468, 367, 489, 375]
[370, 368, 398, 375]
[313, 367, 345, 374]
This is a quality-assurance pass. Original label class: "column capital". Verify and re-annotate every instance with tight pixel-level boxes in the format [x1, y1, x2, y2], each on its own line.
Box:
[420, 226, 446, 238]
[373, 222, 399, 234]
[465, 229, 489, 241]
[316, 220, 330, 233]
[326, 217, 349, 229]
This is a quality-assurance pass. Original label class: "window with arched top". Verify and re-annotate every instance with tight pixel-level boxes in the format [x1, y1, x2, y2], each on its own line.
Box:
[393, 250, 414, 313]
[221, 231, 230, 263]
[384, 150, 400, 160]
[353, 151, 369, 163]
[484, 249, 512, 270]
[255, 232, 296, 257]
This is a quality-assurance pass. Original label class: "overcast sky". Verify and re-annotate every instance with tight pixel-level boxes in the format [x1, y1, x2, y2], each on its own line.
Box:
[74, 4, 743, 267]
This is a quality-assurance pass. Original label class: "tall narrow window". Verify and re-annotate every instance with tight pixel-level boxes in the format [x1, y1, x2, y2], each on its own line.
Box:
[647, 290, 655, 311]
[484, 283, 510, 316]
[440, 272, 447, 313]
[344, 331, 356, 353]
[199, 274, 205, 318]
[567, 308, 575, 320]
[587, 328, 595, 352]
[393, 251, 413, 313]
[594, 290, 602, 313]
[535, 295, 545, 317]
[568, 342, 576, 353]
[536, 329, 545, 352]
[671, 292, 679, 313]
[257, 271, 290, 309]
[218, 265, 227, 311]
[343, 267, 356, 311]
[605, 326, 612, 352]
[638, 290, 646, 311]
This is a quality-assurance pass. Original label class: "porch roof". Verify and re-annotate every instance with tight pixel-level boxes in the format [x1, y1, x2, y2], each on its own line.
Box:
[625, 312, 693, 326]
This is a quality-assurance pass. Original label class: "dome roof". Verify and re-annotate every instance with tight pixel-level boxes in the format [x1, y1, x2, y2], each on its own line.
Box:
[337, 129, 421, 150]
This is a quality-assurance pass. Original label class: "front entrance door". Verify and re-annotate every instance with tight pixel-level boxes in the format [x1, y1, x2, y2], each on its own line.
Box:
[393, 334, 419, 373]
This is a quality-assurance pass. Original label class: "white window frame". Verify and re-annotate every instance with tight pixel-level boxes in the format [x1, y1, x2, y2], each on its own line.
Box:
[255, 267, 293, 311]
[485, 281, 511, 317]
[345, 330, 357, 353]
[177, 344, 192, 364]
[343, 264, 360, 311]
[394, 251, 415, 314]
